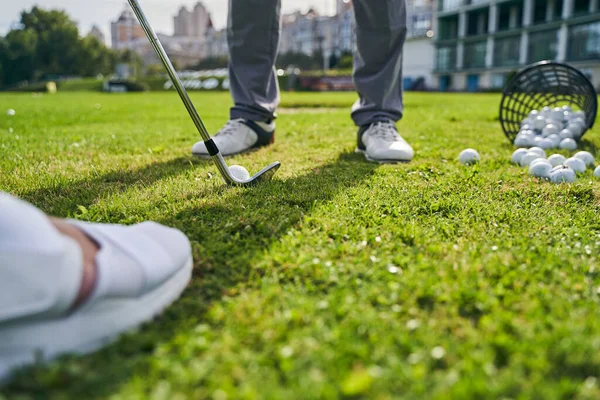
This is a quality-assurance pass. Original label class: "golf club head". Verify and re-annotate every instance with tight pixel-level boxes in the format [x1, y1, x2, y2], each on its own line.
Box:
[213, 154, 281, 186]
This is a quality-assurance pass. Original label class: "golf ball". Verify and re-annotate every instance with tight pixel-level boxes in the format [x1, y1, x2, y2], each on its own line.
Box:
[459, 149, 480, 165]
[533, 116, 547, 130]
[559, 129, 574, 140]
[228, 165, 251, 181]
[594, 166, 600, 178]
[529, 161, 552, 179]
[573, 110, 586, 121]
[548, 154, 567, 167]
[528, 147, 546, 158]
[564, 157, 586, 173]
[562, 105, 573, 113]
[6, 109, 15, 116]
[514, 135, 532, 148]
[529, 110, 540, 119]
[567, 122, 583, 138]
[547, 134, 561, 147]
[559, 138, 577, 151]
[538, 138, 555, 150]
[551, 108, 565, 122]
[550, 166, 576, 184]
[512, 148, 529, 164]
[542, 124, 560, 137]
[520, 152, 543, 167]
[541, 106, 552, 118]
[574, 151, 595, 167]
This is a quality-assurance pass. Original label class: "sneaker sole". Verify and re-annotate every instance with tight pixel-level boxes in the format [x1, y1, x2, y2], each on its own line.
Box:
[355, 148, 412, 164]
[0, 256, 193, 382]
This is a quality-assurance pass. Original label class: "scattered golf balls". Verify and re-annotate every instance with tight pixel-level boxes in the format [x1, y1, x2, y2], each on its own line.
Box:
[511, 148, 529, 164]
[594, 166, 600, 178]
[228, 165, 251, 181]
[559, 138, 577, 151]
[574, 151, 595, 167]
[6, 109, 15, 116]
[548, 154, 567, 167]
[564, 157, 586, 173]
[550, 166, 576, 184]
[459, 149, 480, 165]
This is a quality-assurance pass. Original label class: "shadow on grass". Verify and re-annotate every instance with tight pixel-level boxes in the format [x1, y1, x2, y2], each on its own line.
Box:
[2, 151, 378, 398]
[18, 157, 203, 217]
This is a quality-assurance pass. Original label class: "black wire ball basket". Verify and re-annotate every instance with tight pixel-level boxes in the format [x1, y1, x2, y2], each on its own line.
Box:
[500, 61, 598, 142]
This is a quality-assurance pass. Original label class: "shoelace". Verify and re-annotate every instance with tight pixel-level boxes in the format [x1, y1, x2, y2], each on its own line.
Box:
[217, 119, 245, 137]
[368, 121, 400, 142]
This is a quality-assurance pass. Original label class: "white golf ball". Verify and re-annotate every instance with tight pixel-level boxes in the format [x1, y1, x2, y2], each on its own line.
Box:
[533, 116, 547, 130]
[573, 110, 586, 121]
[574, 151, 595, 167]
[520, 152, 543, 167]
[548, 154, 567, 167]
[6, 109, 15, 116]
[459, 149, 480, 165]
[547, 134, 561, 147]
[559, 129, 574, 140]
[567, 122, 583, 138]
[528, 147, 546, 158]
[550, 166, 576, 184]
[228, 165, 251, 181]
[541, 106, 552, 118]
[542, 124, 560, 137]
[538, 138, 555, 150]
[559, 138, 577, 151]
[551, 108, 564, 122]
[562, 105, 573, 113]
[564, 157, 586, 173]
[514, 135, 532, 148]
[511, 148, 529, 164]
[529, 110, 540, 119]
[594, 166, 600, 178]
[521, 118, 533, 127]
[533, 136, 544, 144]
[529, 161, 552, 179]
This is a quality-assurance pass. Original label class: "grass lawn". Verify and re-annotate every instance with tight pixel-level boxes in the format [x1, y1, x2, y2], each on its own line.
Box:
[1, 91, 600, 399]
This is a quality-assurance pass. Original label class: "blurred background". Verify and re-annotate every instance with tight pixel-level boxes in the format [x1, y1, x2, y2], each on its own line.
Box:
[0, 0, 598, 93]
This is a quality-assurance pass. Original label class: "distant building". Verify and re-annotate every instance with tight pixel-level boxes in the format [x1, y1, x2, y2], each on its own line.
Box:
[174, 2, 211, 38]
[88, 25, 106, 46]
[205, 26, 228, 58]
[434, 0, 600, 91]
[110, 8, 146, 50]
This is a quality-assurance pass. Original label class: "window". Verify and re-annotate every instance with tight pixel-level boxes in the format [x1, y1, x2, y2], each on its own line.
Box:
[439, 15, 459, 40]
[466, 8, 489, 36]
[494, 35, 521, 66]
[528, 29, 559, 62]
[436, 46, 457, 71]
[491, 74, 507, 89]
[440, 0, 463, 12]
[533, 0, 547, 24]
[568, 21, 600, 61]
[464, 40, 487, 68]
[573, 0, 591, 15]
[498, 2, 523, 32]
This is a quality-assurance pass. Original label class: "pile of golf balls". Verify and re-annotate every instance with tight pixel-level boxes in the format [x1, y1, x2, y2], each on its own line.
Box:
[512, 147, 597, 184]
[514, 106, 587, 150]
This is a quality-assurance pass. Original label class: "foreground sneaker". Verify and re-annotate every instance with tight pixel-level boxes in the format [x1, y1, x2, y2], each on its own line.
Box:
[192, 119, 275, 157]
[357, 121, 414, 163]
[0, 193, 193, 381]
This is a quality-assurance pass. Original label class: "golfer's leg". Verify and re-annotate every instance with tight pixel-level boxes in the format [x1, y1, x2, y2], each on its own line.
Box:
[351, 0, 407, 126]
[228, 0, 281, 122]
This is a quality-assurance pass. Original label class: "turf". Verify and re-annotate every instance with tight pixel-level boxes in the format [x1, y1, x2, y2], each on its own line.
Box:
[1, 91, 600, 399]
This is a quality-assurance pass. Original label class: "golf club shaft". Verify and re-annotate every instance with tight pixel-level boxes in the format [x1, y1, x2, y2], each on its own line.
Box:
[127, 0, 211, 142]
[127, 0, 238, 183]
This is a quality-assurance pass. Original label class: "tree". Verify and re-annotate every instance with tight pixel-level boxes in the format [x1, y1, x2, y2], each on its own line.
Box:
[0, 29, 38, 86]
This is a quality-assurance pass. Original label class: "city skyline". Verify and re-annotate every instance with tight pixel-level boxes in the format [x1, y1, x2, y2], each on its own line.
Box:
[0, 0, 335, 42]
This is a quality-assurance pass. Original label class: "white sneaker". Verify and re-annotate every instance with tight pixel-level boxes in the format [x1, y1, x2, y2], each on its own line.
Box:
[192, 119, 275, 158]
[357, 121, 414, 163]
[0, 193, 193, 381]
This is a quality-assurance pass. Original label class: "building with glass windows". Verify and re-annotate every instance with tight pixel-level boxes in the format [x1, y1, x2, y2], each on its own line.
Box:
[434, 0, 600, 91]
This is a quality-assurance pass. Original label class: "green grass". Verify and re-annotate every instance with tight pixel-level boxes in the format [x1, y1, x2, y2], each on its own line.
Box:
[1, 91, 600, 399]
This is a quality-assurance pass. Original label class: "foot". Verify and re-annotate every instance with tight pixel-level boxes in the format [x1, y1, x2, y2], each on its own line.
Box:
[0, 193, 193, 381]
[356, 121, 414, 163]
[192, 119, 275, 158]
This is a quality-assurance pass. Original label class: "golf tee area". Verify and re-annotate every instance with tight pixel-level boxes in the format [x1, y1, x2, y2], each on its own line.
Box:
[2, 91, 600, 399]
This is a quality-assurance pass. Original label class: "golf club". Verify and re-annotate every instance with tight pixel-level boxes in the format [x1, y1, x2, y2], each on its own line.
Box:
[126, 0, 281, 186]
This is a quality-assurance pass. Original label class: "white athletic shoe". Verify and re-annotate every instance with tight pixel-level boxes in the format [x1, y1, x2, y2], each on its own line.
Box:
[192, 119, 275, 157]
[0, 193, 193, 381]
[357, 121, 414, 163]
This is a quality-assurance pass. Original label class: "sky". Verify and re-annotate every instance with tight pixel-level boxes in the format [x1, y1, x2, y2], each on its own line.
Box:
[0, 0, 334, 43]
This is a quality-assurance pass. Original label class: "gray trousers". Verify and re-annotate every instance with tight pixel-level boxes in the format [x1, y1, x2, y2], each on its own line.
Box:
[228, 0, 407, 127]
